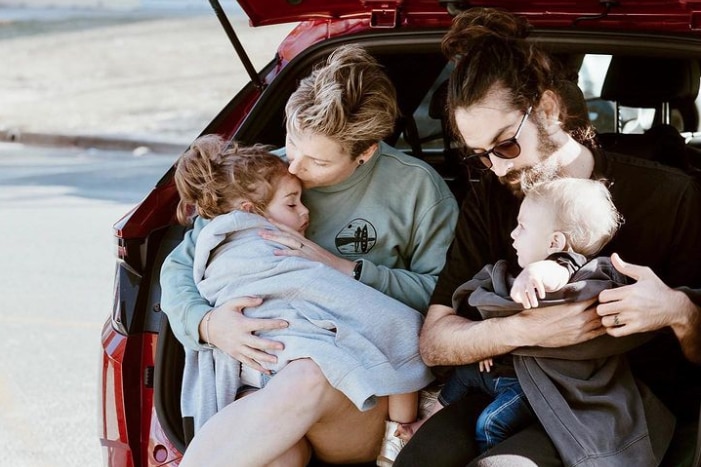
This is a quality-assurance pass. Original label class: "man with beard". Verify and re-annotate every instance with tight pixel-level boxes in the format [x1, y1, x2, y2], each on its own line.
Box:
[395, 7, 701, 466]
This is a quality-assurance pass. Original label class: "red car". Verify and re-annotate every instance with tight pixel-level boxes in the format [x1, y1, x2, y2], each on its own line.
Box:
[99, 1, 701, 465]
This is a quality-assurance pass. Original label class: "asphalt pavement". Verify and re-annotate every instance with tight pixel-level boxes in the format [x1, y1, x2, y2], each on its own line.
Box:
[0, 143, 177, 466]
[0, 5, 295, 153]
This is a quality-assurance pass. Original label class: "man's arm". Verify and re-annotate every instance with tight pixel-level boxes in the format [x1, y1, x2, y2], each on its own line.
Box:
[667, 291, 701, 364]
[420, 304, 516, 366]
[362, 195, 458, 311]
[419, 300, 605, 366]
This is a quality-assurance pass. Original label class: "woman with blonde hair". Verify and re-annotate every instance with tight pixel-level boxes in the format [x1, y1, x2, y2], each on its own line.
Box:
[161, 45, 458, 466]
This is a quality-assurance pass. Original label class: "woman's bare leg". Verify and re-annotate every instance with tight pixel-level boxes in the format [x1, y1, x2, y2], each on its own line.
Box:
[180, 358, 387, 467]
[267, 438, 312, 467]
[306, 384, 388, 464]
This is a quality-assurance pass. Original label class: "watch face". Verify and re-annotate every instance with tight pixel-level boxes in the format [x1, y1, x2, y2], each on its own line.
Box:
[353, 260, 363, 279]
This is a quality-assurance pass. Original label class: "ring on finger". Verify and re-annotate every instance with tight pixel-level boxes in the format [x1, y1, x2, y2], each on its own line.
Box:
[613, 314, 620, 326]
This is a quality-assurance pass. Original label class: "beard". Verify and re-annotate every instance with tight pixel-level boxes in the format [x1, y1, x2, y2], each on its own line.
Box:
[499, 120, 563, 197]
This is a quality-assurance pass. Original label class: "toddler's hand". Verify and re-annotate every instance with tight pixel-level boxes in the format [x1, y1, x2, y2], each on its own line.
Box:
[479, 358, 493, 372]
[511, 265, 546, 309]
[510, 260, 571, 308]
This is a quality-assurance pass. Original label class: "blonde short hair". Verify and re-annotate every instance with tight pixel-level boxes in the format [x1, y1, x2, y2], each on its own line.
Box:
[285, 44, 399, 158]
[524, 178, 623, 257]
[174, 134, 289, 225]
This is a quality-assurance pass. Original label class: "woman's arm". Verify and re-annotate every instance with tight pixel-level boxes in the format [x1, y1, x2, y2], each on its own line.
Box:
[263, 195, 459, 312]
[360, 195, 458, 311]
[160, 218, 213, 350]
[199, 297, 287, 373]
[160, 217, 288, 370]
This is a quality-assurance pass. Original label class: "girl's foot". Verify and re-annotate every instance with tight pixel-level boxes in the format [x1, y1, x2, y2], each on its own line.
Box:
[376, 421, 406, 467]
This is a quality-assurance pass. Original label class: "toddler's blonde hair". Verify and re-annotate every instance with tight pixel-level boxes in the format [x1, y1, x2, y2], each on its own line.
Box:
[524, 178, 622, 257]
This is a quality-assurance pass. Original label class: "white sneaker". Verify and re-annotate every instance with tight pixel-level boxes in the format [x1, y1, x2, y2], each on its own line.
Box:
[377, 421, 406, 467]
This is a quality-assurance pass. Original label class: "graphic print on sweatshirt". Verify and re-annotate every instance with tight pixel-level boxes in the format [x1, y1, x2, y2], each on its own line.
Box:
[335, 218, 376, 255]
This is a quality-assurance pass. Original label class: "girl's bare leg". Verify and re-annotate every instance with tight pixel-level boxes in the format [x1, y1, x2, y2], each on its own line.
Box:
[388, 392, 418, 423]
[396, 399, 445, 440]
[180, 358, 387, 467]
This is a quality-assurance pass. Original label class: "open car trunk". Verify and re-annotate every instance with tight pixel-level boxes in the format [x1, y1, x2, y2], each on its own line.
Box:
[150, 19, 701, 464]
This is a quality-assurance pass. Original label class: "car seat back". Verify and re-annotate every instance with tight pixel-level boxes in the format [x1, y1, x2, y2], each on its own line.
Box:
[600, 56, 700, 128]
[598, 56, 701, 173]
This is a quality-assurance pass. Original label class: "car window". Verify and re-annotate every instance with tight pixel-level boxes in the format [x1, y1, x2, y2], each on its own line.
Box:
[580, 54, 657, 134]
[396, 52, 701, 160]
[579, 54, 617, 134]
[393, 63, 452, 154]
[580, 53, 701, 135]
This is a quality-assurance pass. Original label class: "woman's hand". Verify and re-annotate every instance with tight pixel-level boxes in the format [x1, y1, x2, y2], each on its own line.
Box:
[201, 297, 289, 374]
[259, 219, 356, 275]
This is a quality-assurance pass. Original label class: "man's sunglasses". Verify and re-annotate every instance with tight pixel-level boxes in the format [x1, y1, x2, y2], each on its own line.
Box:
[463, 106, 533, 170]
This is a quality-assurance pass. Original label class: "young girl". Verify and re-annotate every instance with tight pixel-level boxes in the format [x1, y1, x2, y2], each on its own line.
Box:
[174, 134, 432, 466]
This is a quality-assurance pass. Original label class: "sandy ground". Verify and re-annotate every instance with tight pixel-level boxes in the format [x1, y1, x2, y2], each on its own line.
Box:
[0, 7, 295, 145]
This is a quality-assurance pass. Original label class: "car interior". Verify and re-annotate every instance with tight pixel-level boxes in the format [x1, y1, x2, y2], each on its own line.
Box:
[142, 31, 701, 464]
[598, 55, 701, 171]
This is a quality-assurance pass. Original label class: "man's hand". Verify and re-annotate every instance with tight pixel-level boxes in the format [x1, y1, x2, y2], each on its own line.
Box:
[598, 253, 701, 363]
[598, 253, 683, 335]
[514, 298, 604, 348]
[201, 297, 288, 373]
[420, 300, 604, 367]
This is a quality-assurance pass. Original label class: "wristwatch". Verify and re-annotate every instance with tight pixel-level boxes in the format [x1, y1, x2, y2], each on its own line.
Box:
[352, 260, 363, 280]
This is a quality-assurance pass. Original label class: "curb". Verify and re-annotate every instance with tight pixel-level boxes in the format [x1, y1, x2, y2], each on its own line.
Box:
[0, 129, 187, 155]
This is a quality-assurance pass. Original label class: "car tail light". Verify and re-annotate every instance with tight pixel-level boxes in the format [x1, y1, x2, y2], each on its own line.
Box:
[112, 216, 145, 336]
[114, 208, 146, 276]
[112, 264, 135, 336]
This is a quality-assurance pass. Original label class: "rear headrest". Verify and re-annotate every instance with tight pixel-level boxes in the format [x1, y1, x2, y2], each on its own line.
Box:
[601, 56, 700, 107]
[429, 80, 449, 120]
[557, 80, 591, 130]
